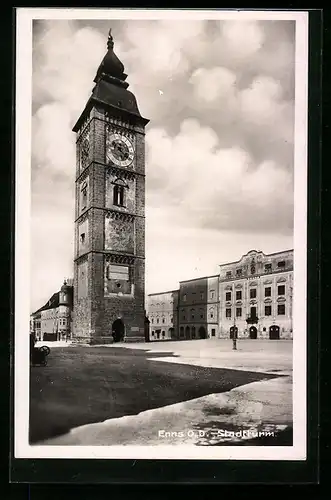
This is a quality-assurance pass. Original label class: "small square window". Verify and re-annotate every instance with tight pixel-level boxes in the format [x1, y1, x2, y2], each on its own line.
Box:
[226, 271, 232, 279]
[277, 260, 286, 268]
[278, 285, 285, 295]
[236, 268, 242, 277]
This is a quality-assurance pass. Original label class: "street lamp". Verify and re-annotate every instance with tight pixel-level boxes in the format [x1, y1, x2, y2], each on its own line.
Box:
[232, 312, 238, 350]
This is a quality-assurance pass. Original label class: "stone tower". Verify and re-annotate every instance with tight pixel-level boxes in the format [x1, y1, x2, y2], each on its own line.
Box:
[72, 29, 149, 344]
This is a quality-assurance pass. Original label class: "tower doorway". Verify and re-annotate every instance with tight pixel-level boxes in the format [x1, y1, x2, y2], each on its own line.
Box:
[112, 319, 125, 343]
[269, 325, 280, 340]
[249, 326, 257, 339]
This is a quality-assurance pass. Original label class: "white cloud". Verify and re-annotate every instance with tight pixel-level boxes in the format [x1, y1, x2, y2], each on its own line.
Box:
[189, 66, 237, 103]
[33, 21, 105, 118]
[146, 119, 293, 231]
[32, 102, 75, 173]
[221, 20, 265, 59]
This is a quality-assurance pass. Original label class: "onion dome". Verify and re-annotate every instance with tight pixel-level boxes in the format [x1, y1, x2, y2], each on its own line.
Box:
[60, 279, 70, 293]
[94, 28, 129, 89]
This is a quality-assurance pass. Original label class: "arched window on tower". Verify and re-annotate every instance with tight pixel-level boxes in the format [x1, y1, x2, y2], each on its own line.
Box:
[112, 178, 128, 207]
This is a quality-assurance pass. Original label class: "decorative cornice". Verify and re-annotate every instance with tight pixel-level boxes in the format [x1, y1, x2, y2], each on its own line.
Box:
[74, 250, 144, 262]
[96, 115, 145, 135]
[225, 285, 233, 290]
[235, 300, 243, 306]
[75, 117, 92, 140]
[249, 281, 258, 287]
[225, 301, 232, 307]
[105, 210, 134, 223]
[75, 206, 144, 223]
[74, 254, 88, 264]
[249, 299, 257, 305]
[235, 283, 243, 289]
[263, 279, 273, 284]
[277, 296, 286, 303]
[76, 161, 145, 183]
[277, 277, 287, 283]
[106, 122, 135, 140]
[107, 165, 136, 181]
[264, 298, 272, 304]
[105, 253, 135, 265]
[77, 212, 89, 225]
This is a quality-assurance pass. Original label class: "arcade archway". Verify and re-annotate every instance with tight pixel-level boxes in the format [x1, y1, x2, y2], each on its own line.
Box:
[249, 326, 257, 339]
[198, 326, 207, 339]
[185, 326, 190, 339]
[269, 325, 280, 340]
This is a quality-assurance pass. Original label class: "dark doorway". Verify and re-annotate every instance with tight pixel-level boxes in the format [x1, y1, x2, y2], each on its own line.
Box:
[230, 326, 238, 339]
[249, 326, 257, 339]
[198, 326, 207, 339]
[269, 325, 280, 340]
[185, 326, 190, 339]
[112, 319, 125, 343]
[169, 327, 175, 339]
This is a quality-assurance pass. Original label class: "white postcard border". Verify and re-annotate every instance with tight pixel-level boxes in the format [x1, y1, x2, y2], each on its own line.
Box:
[14, 8, 308, 461]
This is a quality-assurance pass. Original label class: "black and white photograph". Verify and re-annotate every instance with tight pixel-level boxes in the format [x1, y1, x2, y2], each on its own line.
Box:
[15, 8, 308, 461]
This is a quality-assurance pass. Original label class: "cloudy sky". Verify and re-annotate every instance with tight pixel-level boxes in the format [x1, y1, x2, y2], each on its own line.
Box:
[30, 16, 296, 312]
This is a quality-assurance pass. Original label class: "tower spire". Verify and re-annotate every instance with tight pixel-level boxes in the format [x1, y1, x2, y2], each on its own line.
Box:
[107, 28, 114, 50]
[93, 27, 128, 88]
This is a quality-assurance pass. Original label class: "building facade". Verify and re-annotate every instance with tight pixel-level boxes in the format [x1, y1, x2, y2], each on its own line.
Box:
[72, 29, 149, 344]
[31, 279, 73, 341]
[219, 249, 293, 340]
[146, 249, 293, 342]
[147, 291, 179, 341]
[177, 275, 219, 340]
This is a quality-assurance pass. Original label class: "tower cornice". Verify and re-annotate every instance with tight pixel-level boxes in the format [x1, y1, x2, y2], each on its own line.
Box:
[75, 206, 145, 224]
[75, 160, 145, 184]
[73, 93, 149, 133]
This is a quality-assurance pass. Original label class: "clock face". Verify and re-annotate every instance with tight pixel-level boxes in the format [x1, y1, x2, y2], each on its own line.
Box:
[106, 133, 134, 167]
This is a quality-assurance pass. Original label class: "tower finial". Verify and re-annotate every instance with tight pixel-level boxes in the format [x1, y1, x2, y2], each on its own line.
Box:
[107, 28, 114, 50]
